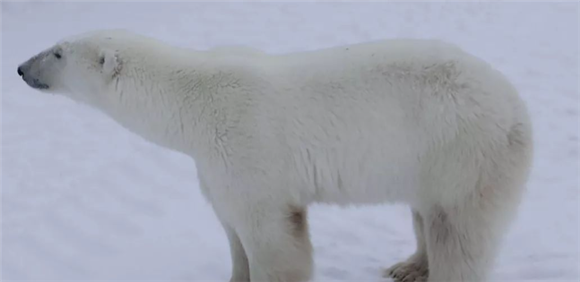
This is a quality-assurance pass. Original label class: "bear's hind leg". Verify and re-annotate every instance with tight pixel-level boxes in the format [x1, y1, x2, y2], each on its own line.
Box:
[424, 120, 532, 282]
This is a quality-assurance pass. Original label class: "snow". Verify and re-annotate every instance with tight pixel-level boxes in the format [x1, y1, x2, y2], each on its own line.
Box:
[1, 1, 578, 281]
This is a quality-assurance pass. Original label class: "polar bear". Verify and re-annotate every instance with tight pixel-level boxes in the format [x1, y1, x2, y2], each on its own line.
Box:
[17, 29, 533, 282]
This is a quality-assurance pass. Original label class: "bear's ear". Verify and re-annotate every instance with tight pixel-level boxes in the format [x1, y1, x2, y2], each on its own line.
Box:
[99, 49, 122, 77]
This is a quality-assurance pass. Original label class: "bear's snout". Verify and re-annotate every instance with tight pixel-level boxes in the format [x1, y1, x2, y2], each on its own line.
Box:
[17, 60, 50, 90]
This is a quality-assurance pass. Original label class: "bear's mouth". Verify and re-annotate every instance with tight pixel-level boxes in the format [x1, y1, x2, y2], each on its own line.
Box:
[23, 77, 49, 90]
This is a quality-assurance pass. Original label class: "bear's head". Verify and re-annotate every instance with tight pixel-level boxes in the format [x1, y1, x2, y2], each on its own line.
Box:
[17, 30, 125, 105]
[17, 30, 197, 152]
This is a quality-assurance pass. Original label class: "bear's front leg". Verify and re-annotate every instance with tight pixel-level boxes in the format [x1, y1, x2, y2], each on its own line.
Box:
[200, 177, 250, 282]
[235, 203, 313, 282]
[219, 218, 250, 282]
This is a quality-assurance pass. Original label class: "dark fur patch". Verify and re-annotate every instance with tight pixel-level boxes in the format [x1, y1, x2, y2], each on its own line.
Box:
[288, 205, 308, 237]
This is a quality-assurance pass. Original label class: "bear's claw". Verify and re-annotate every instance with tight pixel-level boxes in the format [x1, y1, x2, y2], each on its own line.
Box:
[384, 257, 428, 282]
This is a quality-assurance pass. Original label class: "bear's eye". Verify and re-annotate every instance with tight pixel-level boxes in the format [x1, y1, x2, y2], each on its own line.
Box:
[99, 56, 105, 65]
[54, 52, 62, 59]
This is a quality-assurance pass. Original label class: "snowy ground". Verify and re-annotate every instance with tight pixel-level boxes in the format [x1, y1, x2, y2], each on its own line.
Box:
[1, 1, 578, 281]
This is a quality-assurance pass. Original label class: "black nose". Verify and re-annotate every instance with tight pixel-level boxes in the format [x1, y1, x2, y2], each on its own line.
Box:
[17, 66, 24, 76]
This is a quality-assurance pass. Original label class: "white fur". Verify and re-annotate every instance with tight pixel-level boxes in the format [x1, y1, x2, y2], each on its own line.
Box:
[19, 29, 534, 282]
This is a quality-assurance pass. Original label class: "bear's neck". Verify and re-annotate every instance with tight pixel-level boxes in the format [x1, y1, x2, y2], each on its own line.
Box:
[105, 51, 242, 160]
